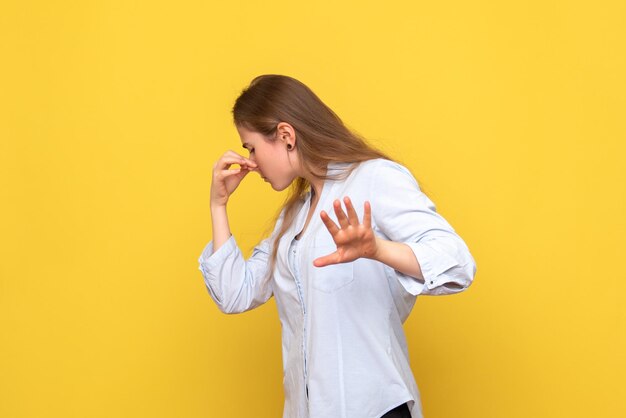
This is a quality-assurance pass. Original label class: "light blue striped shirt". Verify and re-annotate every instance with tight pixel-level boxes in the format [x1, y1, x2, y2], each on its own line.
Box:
[198, 158, 477, 418]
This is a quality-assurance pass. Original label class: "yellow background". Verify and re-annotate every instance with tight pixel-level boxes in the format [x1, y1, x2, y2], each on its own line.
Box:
[1, 1, 624, 417]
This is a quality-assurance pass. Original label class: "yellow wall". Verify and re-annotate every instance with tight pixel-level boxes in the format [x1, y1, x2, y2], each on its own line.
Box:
[1, 1, 624, 417]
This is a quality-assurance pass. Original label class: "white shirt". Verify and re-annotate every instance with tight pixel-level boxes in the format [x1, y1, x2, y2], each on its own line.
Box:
[198, 158, 477, 418]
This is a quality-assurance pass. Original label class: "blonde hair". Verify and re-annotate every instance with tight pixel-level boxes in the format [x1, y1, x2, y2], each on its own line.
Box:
[231, 74, 398, 278]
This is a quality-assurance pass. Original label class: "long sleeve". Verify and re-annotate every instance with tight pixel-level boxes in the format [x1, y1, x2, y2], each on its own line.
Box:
[197, 211, 284, 314]
[370, 160, 477, 296]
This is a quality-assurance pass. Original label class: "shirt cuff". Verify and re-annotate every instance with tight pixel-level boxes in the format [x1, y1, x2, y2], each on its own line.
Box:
[392, 269, 427, 296]
[404, 241, 460, 291]
[197, 235, 238, 279]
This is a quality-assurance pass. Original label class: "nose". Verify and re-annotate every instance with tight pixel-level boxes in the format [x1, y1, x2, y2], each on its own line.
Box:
[247, 162, 260, 174]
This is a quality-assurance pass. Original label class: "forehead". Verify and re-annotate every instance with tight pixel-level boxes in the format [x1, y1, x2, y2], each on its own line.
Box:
[237, 125, 267, 144]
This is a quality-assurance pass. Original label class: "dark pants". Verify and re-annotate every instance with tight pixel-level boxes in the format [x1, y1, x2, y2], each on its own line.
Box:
[380, 402, 411, 418]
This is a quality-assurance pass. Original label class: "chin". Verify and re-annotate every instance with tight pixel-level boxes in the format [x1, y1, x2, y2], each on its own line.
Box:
[270, 180, 293, 191]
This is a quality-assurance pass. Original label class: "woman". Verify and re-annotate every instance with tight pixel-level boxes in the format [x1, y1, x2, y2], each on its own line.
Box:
[198, 74, 477, 418]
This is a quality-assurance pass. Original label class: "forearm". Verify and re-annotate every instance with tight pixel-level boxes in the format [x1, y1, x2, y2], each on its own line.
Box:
[372, 237, 425, 283]
[198, 232, 274, 314]
[211, 204, 232, 253]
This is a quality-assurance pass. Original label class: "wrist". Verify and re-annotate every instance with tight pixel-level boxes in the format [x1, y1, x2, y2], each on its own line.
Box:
[371, 236, 387, 262]
[210, 202, 227, 211]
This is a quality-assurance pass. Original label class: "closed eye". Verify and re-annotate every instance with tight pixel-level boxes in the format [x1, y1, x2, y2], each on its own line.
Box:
[242, 144, 254, 154]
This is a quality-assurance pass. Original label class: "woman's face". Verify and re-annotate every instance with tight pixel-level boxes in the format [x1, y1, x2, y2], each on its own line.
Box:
[237, 125, 299, 191]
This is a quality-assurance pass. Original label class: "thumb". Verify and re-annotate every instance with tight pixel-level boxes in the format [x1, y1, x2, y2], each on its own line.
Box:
[234, 167, 251, 181]
[313, 252, 339, 267]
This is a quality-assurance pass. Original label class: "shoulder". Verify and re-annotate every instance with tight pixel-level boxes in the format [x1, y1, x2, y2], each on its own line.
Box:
[355, 158, 416, 184]
[356, 157, 410, 172]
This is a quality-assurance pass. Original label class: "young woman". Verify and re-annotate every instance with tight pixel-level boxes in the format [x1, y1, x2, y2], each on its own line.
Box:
[198, 74, 477, 418]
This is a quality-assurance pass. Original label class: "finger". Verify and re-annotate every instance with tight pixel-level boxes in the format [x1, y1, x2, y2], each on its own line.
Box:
[216, 156, 249, 170]
[343, 196, 360, 225]
[313, 252, 341, 268]
[222, 150, 247, 162]
[240, 159, 257, 168]
[224, 149, 247, 160]
[220, 167, 243, 178]
[234, 157, 257, 168]
[320, 210, 340, 236]
[236, 167, 251, 177]
[219, 154, 257, 169]
[363, 201, 372, 229]
[225, 150, 257, 167]
[333, 199, 350, 229]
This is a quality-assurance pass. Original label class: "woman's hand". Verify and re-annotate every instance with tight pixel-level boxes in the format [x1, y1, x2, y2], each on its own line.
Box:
[210, 150, 257, 208]
[313, 196, 379, 267]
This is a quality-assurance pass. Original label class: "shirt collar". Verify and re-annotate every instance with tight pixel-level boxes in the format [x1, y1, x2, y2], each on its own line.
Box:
[326, 161, 352, 174]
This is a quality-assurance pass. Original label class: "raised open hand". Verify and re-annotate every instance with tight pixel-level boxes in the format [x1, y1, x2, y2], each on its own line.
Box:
[313, 196, 378, 267]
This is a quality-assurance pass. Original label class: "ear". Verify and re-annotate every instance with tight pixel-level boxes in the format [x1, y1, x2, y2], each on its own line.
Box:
[276, 122, 296, 148]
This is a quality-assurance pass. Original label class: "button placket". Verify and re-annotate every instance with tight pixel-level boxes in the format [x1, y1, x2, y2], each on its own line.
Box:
[283, 200, 309, 402]
[288, 237, 309, 401]
[288, 178, 338, 404]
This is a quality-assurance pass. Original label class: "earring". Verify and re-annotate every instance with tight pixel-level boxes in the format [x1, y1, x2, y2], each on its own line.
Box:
[287, 144, 293, 150]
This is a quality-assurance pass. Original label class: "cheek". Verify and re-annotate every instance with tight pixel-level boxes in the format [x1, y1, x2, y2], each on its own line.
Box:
[262, 148, 282, 169]
[253, 150, 270, 171]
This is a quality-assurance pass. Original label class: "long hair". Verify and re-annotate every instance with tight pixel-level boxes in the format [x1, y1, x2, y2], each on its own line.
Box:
[231, 74, 400, 278]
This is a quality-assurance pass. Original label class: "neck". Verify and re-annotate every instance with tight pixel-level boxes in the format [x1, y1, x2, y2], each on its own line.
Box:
[309, 165, 327, 200]
[310, 180, 323, 201]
